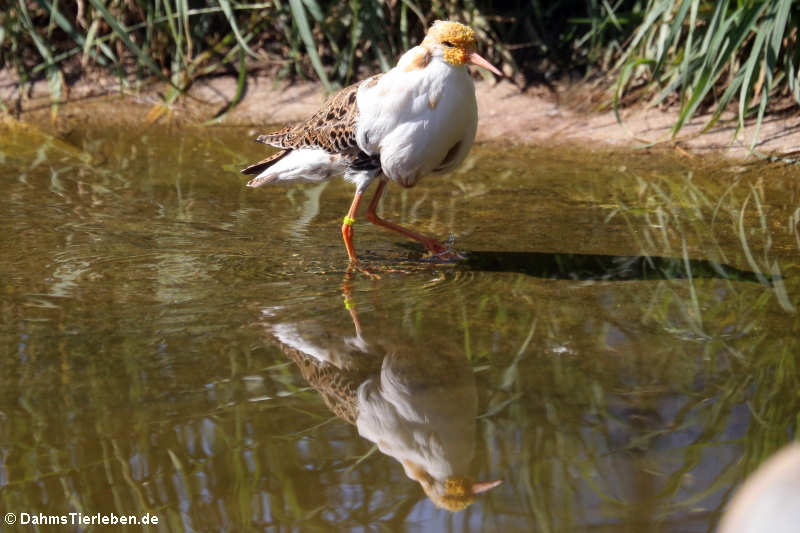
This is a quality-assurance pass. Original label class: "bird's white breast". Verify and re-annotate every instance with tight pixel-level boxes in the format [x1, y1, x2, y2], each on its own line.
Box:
[355, 49, 478, 187]
[355, 352, 477, 481]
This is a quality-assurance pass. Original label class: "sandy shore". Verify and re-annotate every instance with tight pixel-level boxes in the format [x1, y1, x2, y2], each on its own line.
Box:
[4, 72, 800, 160]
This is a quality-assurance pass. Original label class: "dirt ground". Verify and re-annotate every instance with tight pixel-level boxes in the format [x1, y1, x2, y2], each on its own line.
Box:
[4, 72, 800, 161]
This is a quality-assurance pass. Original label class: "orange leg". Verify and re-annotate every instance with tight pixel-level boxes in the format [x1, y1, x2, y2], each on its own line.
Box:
[365, 180, 453, 256]
[341, 191, 364, 263]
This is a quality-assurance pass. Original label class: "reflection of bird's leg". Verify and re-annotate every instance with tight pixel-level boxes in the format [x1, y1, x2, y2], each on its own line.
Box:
[365, 180, 456, 257]
[341, 271, 364, 340]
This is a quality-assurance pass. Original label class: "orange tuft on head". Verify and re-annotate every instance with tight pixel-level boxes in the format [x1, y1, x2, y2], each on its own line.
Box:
[421, 21, 477, 66]
[423, 21, 477, 48]
[419, 20, 502, 76]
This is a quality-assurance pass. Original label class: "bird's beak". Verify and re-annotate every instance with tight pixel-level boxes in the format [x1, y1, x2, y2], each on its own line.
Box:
[471, 479, 503, 494]
[467, 52, 503, 77]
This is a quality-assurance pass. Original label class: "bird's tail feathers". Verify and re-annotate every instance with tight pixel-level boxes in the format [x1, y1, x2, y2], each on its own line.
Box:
[241, 149, 290, 179]
[246, 173, 277, 188]
[255, 133, 288, 147]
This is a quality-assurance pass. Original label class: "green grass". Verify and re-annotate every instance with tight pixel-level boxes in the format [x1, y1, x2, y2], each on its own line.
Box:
[2, 1, 800, 147]
[610, 0, 800, 149]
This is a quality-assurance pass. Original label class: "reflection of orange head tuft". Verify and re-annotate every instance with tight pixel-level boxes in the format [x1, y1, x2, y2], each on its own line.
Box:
[422, 476, 503, 511]
[421, 21, 477, 66]
[426, 476, 476, 512]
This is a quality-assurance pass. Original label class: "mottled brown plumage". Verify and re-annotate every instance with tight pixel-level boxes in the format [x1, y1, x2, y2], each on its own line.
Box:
[241, 76, 383, 177]
[278, 341, 378, 425]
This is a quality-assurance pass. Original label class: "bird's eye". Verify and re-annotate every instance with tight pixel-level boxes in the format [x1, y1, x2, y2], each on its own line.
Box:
[442, 41, 455, 48]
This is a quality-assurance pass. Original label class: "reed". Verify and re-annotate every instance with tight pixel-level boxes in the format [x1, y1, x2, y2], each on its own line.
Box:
[610, 0, 800, 149]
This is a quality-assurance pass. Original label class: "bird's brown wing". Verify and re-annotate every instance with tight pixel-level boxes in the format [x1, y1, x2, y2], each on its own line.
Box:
[241, 75, 383, 176]
[256, 75, 384, 151]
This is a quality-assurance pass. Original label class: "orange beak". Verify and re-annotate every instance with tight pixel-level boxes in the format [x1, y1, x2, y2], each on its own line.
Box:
[467, 52, 503, 77]
[472, 479, 503, 494]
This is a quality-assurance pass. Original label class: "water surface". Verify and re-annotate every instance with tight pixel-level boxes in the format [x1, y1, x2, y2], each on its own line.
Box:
[1, 117, 798, 531]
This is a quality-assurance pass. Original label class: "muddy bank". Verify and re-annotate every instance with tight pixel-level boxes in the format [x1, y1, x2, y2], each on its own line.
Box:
[4, 72, 800, 160]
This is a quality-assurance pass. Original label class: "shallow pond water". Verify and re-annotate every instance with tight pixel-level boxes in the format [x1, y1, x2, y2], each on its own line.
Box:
[1, 117, 799, 532]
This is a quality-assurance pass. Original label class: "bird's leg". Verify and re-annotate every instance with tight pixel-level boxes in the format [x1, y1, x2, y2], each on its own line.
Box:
[341, 190, 364, 263]
[341, 190, 382, 277]
[365, 180, 461, 259]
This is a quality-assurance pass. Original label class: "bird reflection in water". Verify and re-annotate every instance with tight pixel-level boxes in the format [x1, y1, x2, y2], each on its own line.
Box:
[258, 275, 501, 511]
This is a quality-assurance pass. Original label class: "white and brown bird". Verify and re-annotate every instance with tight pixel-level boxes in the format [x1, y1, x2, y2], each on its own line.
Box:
[241, 20, 502, 264]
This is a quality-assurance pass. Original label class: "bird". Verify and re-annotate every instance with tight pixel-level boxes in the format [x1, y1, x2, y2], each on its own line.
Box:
[241, 20, 502, 265]
[717, 443, 800, 533]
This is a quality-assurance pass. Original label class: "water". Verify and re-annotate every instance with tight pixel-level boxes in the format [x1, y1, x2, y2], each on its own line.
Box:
[1, 116, 798, 532]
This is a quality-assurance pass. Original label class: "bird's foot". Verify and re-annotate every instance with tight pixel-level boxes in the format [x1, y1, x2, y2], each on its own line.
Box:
[429, 249, 465, 262]
[347, 260, 382, 279]
[422, 235, 465, 262]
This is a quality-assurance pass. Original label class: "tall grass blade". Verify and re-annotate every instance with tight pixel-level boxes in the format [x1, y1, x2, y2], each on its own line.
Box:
[35, 0, 108, 65]
[673, 3, 769, 136]
[399, 0, 427, 27]
[161, 0, 185, 64]
[344, 0, 362, 83]
[301, 0, 325, 21]
[748, 0, 792, 152]
[737, 27, 767, 133]
[178, 0, 192, 60]
[203, 49, 247, 124]
[288, 0, 333, 91]
[650, 0, 692, 81]
[399, 0, 409, 51]
[83, 19, 100, 65]
[87, 0, 170, 83]
[17, 0, 63, 117]
[614, 0, 670, 68]
[218, 0, 258, 58]
[677, 0, 699, 104]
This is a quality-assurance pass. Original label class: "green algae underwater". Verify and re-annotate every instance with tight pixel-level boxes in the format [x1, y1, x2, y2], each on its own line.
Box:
[1, 115, 798, 532]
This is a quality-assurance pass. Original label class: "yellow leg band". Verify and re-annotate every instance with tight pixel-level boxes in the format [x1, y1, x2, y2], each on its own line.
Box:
[344, 298, 354, 310]
[342, 216, 356, 226]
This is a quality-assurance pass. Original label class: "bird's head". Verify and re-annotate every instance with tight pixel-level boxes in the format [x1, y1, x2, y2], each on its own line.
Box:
[425, 475, 504, 512]
[421, 21, 503, 76]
